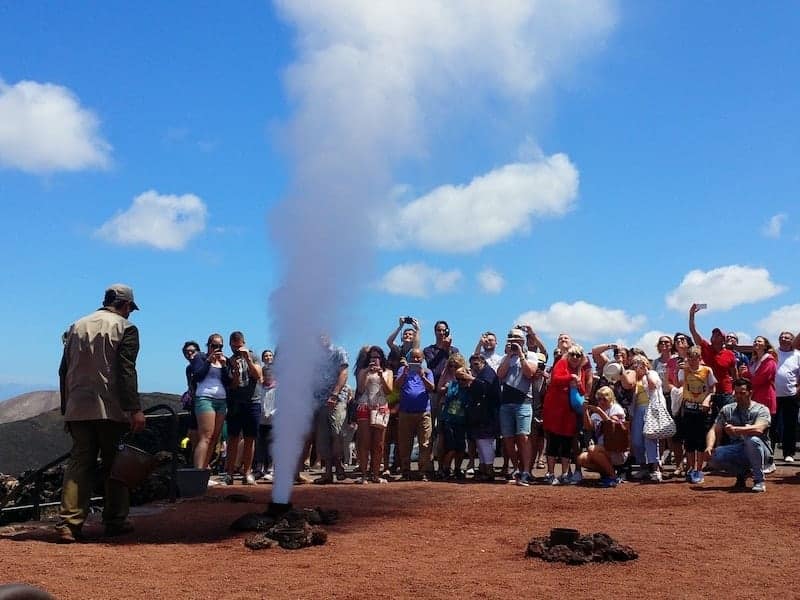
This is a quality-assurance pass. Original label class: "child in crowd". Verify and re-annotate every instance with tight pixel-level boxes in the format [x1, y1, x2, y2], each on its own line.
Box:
[677, 346, 717, 484]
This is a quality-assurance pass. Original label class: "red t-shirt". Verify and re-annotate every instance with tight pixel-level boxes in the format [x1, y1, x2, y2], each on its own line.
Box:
[700, 340, 736, 394]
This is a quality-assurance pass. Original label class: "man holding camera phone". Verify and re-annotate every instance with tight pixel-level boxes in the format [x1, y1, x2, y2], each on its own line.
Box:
[395, 348, 436, 480]
[424, 321, 459, 468]
[224, 331, 262, 485]
[387, 316, 420, 359]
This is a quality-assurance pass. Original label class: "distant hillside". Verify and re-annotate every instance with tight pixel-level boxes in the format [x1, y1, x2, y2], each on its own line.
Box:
[0, 390, 60, 425]
[0, 392, 182, 475]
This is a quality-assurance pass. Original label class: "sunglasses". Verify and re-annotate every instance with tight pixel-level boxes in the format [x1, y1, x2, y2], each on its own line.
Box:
[658, 340, 671, 345]
[568, 352, 583, 358]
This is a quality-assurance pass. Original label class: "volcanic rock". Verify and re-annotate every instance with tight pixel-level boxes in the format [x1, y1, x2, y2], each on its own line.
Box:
[526, 529, 637, 565]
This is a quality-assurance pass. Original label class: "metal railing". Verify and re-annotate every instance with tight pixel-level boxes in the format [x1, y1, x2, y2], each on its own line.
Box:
[0, 404, 179, 521]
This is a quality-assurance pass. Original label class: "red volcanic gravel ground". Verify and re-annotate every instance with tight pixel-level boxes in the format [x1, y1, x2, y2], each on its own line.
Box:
[1, 469, 798, 600]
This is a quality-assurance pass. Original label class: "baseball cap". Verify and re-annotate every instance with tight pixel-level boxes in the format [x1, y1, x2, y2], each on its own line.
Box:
[711, 327, 725, 337]
[507, 328, 525, 341]
[104, 284, 139, 311]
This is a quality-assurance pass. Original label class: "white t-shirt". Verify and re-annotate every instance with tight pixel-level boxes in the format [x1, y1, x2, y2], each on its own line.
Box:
[776, 349, 800, 397]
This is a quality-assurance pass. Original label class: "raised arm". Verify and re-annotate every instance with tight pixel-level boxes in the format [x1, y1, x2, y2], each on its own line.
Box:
[688, 304, 707, 347]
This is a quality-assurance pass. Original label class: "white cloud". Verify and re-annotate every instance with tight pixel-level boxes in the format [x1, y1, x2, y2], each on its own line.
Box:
[516, 301, 647, 341]
[380, 154, 578, 252]
[732, 331, 753, 345]
[756, 304, 800, 338]
[632, 330, 671, 355]
[0, 78, 111, 173]
[377, 262, 461, 298]
[476, 268, 505, 294]
[665, 265, 785, 312]
[95, 190, 207, 250]
[761, 213, 787, 239]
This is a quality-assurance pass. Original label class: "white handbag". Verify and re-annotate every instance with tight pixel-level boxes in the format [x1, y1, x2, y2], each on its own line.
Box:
[643, 385, 676, 440]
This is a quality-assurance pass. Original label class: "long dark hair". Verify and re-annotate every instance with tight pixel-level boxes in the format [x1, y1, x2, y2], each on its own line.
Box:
[366, 345, 388, 369]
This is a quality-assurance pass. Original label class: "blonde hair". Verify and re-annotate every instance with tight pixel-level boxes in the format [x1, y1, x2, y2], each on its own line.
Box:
[447, 353, 467, 370]
[687, 346, 702, 359]
[567, 344, 584, 357]
[631, 356, 651, 370]
[595, 385, 616, 405]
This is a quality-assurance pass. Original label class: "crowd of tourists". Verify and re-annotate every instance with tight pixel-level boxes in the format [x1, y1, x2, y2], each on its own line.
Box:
[181, 305, 800, 494]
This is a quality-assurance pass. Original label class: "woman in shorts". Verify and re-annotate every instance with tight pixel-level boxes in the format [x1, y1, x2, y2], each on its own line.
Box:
[189, 333, 231, 470]
[542, 344, 586, 485]
[354, 346, 393, 483]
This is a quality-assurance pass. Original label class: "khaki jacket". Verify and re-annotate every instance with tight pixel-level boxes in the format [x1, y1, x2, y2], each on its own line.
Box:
[59, 307, 141, 422]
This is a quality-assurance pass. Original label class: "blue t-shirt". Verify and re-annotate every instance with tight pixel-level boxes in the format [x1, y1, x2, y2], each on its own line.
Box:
[441, 380, 468, 425]
[397, 365, 431, 413]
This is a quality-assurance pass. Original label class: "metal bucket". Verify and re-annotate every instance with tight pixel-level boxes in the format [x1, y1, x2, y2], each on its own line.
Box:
[110, 443, 158, 488]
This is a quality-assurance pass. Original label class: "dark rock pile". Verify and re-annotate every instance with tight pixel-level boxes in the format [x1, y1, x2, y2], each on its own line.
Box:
[526, 529, 638, 565]
[236, 507, 338, 550]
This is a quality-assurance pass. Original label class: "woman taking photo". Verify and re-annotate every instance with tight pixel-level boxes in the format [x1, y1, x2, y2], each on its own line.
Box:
[355, 346, 394, 483]
[577, 386, 628, 487]
[188, 333, 231, 472]
[624, 356, 663, 482]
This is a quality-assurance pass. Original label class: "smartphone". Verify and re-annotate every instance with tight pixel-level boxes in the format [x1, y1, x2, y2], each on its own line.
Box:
[696, 303, 708, 310]
[407, 362, 422, 372]
[403, 316, 414, 324]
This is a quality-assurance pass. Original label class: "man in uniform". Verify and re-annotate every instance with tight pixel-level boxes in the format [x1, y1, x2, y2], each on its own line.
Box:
[55, 284, 145, 542]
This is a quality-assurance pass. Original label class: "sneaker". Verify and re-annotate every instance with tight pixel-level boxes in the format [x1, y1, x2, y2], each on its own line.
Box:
[517, 472, 533, 487]
[733, 476, 747, 490]
[685, 470, 694, 483]
[784, 455, 795, 463]
[649, 470, 663, 483]
[598, 476, 617, 488]
[420, 473, 431, 482]
[207, 478, 222, 487]
[569, 470, 583, 485]
[294, 473, 312, 485]
[262, 472, 273, 483]
[223, 474, 234, 486]
[454, 469, 466, 481]
[751, 481, 766, 493]
[465, 467, 475, 476]
[630, 469, 648, 480]
[763, 462, 777, 474]
[354, 476, 368, 484]
[244, 473, 256, 485]
[544, 473, 556, 486]
[503, 471, 515, 482]
[689, 470, 703, 484]
[557, 474, 570, 485]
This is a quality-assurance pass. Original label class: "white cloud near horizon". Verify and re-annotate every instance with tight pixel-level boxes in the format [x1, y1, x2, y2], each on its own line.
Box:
[380, 153, 579, 252]
[756, 304, 800, 338]
[95, 190, 207, 250]
[761, 213, 787, 239]
[665, 265, 785, 312]
[0, 78, 111, 173]
[377, 263, 462, 298]
[516, 301, 647, 341]
[631, 330, 671, 354]
[477, 268, 505, 294]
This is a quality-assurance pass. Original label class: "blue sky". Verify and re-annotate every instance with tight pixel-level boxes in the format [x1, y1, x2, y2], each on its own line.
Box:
[1, 2, 798, 399]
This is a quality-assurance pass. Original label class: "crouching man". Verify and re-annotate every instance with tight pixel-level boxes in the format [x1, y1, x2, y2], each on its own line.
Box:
[705, 378, 772, 493]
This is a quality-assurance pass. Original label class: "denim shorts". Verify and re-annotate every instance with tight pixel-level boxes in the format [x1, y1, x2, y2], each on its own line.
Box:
[194, 395, 228, 415]
[499, 402, 532, 437]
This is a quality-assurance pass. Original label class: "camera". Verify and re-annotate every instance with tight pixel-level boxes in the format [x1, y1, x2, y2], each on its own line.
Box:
[403, 316, 414, 324]
[210, 343, 222, 351]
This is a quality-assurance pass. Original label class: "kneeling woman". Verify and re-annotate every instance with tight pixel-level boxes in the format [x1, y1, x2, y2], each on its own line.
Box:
[577, 386, 628, 487]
